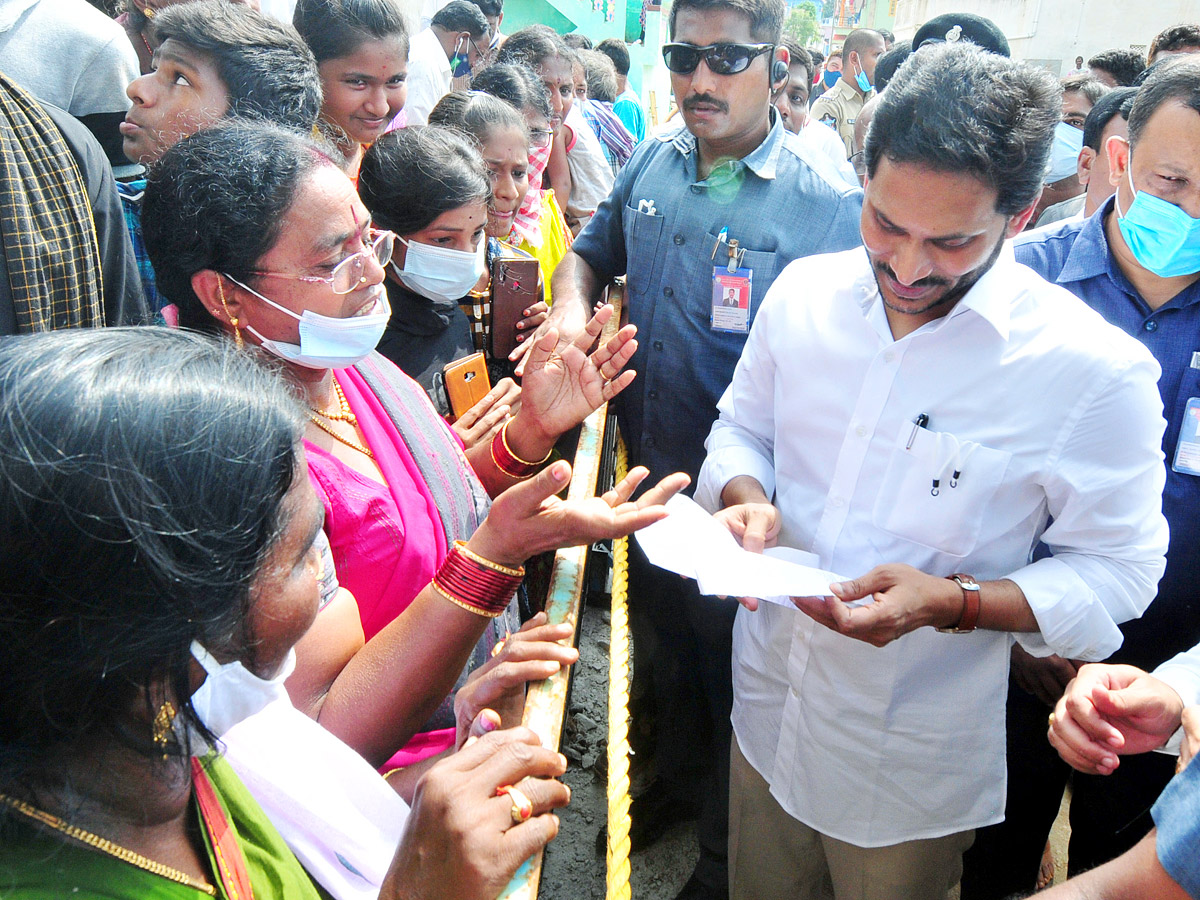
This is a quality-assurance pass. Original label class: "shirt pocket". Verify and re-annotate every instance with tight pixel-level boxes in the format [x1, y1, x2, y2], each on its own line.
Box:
[694, 232, 779, 325]
[621, 203, 664, 299]
[871, 421, 1012, 558]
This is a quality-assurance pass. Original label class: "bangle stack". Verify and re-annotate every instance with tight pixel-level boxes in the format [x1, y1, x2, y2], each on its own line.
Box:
[491, 420, 553, 479]
[432, 540, 524, 618]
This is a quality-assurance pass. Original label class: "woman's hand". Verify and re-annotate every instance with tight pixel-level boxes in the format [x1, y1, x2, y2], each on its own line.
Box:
[504, 305, 637, 459]
[467, 459, 690, 568]
[453, 612, 578, 749]
[451, 378, 521, 451]
[381, 727, 571, 900]
[511, 301, 549, 347]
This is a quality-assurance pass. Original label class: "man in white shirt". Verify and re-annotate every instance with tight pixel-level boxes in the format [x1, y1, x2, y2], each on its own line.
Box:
[404, 0, 488, 126]
[695, 43, 1169, 900]
[773, 40, 858, 187]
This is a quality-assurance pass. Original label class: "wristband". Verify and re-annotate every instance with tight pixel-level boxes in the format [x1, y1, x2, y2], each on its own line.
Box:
[432, 541, 524, 617]
[491, 419, 553, 479]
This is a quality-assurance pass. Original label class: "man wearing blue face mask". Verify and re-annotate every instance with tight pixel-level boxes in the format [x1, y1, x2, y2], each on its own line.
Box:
[405, 1, 489, 125]
[965, 56, 1200, 899]
[1030, 75, 1111, 227]
[809, 28, 884, 159]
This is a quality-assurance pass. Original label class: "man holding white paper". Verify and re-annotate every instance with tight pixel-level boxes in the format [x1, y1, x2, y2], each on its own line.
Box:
[693, 44, 1170, 900]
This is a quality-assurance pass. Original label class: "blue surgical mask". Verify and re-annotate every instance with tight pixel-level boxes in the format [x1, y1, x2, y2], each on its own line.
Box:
[1115, 170, 1200, 278]
[854, 61, 872, 93]
[450, 35, 472, 77]
[394, 236, 486, 304]
[227, 275, 390, 370]
[823, 69, 841, 87]
[1044, 121, 1084, 184]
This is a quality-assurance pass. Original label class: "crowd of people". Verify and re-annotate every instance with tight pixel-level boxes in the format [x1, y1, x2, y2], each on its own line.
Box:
[2, 0, 1200, 899]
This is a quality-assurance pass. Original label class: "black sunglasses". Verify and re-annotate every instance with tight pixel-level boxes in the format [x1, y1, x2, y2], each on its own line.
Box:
[661, 42, 774, 75]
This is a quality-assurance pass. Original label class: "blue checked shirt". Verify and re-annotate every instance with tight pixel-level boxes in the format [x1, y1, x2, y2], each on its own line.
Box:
[1016, 198, 1200, 670]
[117, 178, 167, 320]
[572, 114, 863, 484]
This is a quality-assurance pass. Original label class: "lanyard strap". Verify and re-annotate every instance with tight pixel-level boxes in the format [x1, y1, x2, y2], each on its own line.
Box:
[191, 758, 256, 900]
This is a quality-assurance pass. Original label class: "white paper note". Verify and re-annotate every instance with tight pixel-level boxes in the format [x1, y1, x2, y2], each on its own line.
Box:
[634, 495, 858, 608]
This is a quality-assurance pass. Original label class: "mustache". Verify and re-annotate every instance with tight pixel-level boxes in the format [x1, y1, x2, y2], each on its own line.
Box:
[682, 94, 729, 113]
[874, 260, 951, 290]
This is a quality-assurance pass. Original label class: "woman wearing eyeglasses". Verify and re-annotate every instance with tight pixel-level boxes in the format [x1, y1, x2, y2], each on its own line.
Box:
[141, 120, 665, 801]
[471, 63, 574, 304]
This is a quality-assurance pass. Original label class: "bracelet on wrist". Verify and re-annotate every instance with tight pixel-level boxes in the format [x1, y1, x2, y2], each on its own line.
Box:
[491, 419, 553, 479]
[432, 542, 524, 617]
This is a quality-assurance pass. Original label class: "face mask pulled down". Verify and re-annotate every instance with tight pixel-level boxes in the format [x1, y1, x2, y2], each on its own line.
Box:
[189, 641, 297, 739]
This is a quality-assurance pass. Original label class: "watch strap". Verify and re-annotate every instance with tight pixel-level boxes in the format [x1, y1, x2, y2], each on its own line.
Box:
[939, 573, 980, 634]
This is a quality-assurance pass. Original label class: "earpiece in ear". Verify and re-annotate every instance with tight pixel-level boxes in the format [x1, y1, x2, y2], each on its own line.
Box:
[772, 59, 790, 86]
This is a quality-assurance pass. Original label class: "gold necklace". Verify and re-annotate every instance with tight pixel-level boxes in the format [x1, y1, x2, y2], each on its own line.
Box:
[309, 378, 358, 425]
[306, 413, 376, 459]
[0, 792, 217, 896]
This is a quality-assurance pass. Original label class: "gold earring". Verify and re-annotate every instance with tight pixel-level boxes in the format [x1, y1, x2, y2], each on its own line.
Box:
[142, 4, 155, 16]
[153, 700, 176, 759]
[217, 279, 244, 350]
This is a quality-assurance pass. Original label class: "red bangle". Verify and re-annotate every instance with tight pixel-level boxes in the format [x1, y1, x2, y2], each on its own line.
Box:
[432, 542, 524, 617]
[490, 420, 552, 479]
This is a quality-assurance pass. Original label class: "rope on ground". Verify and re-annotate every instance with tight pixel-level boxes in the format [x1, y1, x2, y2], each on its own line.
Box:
[606, 431, 633, 900]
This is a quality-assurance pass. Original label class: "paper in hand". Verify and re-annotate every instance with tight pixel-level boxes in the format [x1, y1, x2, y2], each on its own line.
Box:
[634, 495, 862, 608]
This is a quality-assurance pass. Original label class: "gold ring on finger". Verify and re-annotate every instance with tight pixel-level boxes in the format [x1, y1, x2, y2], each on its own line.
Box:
[496, 784, 533, 824]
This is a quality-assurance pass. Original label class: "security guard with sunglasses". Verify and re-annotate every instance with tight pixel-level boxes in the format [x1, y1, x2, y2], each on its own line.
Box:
[531, 0, 862, 896]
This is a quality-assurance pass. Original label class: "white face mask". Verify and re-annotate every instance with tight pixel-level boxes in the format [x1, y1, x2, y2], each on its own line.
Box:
[225, 275, 391, 370]
[189, 640, 296, 738]
[394, 236, 486, 304]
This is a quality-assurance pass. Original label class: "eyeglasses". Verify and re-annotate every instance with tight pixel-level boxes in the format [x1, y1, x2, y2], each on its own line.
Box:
[529, 127, 555, 148]
[661, 42, 774, 75]
[250, 229, 395, 295]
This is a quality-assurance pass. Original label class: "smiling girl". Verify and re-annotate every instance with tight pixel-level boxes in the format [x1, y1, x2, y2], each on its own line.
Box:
[293, 0, 408, 180]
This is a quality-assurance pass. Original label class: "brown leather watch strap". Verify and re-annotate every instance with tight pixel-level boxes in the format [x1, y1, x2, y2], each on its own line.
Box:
[942, 573, 980, 633]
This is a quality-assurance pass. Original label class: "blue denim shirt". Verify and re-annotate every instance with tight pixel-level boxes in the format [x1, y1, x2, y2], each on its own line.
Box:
[1152, 756, 1200, 899]
[1015, 198, 1200, 670]
[572, 115, 863, 485]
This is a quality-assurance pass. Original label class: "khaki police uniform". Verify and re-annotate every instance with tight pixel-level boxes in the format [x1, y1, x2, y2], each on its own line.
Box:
[809, 77, 870, 159]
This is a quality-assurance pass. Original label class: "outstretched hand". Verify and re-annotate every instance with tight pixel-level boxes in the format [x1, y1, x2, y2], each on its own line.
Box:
[467, 460, 689, 568]
[507, 304, 636, 449]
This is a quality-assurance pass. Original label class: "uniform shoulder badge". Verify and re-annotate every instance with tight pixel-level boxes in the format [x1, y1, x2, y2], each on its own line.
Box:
[819, 113, 837, 127]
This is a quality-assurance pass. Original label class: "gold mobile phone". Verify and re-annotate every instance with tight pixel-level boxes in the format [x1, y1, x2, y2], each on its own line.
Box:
[442, 352, 492, 420]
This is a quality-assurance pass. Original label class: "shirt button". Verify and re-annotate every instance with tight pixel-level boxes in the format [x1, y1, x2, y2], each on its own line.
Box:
[690, 185, 702, 194]
[1144, 319, 1158, 332]
[645, 436, 656, 448]
[855, 425, 867, 438]
[883, 351, 895, 363]
[663, 287, 674, 298]
[831, 496, 844, 508]
[653, 340, 664, 351]
[674, 234, 686, 245]
[648, 389, 658, 399]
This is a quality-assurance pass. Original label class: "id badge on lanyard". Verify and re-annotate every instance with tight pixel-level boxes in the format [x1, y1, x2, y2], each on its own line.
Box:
[1173, 397, 1200, 476]
[710, 229, 752, 333]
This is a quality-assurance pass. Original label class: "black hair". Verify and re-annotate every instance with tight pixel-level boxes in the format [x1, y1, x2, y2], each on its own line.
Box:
[150, 1, 323, 131]
[429, 88, 529, 144]
[808, 47, 824, 67]
[431, 0, 489, 39]
[1127, 55, 1200, 149]
[471, 62, 554, 121]
[0, 327, 302, 794]
[595, 37, 630, 76]
[1148, 24, 1200, 64]
[580, 49, 619, 102]
[562, 32, 592, 50]
[142, 122, 341, 332]
[470, 0, 502, 17]
[865, 42, 1061, 216]
[292, 0, 408, 66]
[668, 0, 784, 43]
[843, 28, 883, 63]
[359, 126, 491, 236]
[1081, 85, 1136, 152]
[781, 39, 813, 87]
[495, 25, 570, 70]
[878, 29, 894, 44]
[1060, 73, 1110, 105]
[873, 40, 910, 92]
[1087, 49, 1145, 87]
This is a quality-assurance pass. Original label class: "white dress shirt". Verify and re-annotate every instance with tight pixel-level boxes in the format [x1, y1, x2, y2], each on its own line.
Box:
[405, 27, 452, 127]
[695, 244, 1168, 846]
[799, 117, 859, 188]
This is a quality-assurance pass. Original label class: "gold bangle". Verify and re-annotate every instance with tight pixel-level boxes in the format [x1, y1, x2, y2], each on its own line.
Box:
[432, 582, 506, 618]
[453, 540, 525, 577]
[501, 419, 553, 467]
